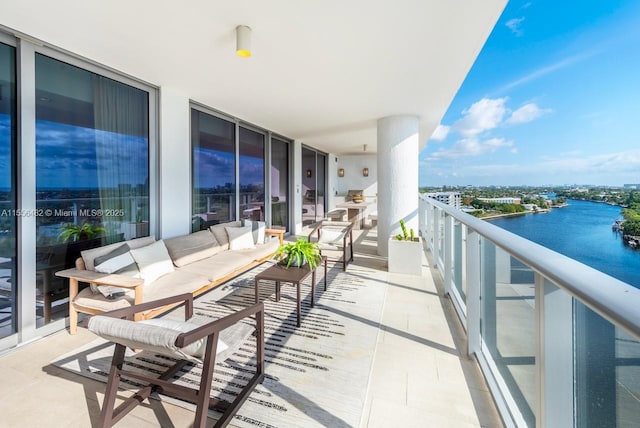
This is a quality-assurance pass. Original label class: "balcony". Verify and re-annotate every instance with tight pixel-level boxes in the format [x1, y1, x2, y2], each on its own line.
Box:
[3, 3, 637, 425]
[2, 194, 639, 427]
[420, 194, 640, 427]
[0, 223, 503, 427]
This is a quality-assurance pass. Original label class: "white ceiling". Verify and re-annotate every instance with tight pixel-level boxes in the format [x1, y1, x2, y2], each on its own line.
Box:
[1, 0, 506, 155]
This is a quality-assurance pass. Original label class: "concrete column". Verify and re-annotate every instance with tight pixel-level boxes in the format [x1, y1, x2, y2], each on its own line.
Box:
[377, 115, 419, 256]
[159, 87, 190, 239]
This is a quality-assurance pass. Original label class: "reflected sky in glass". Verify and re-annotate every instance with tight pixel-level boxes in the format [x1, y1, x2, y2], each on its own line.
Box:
[34, 119, 148, 189]
[194, 148, 264, 188]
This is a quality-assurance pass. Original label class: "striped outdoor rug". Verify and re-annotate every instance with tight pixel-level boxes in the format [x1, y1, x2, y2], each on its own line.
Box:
[52, 261, 386, 427]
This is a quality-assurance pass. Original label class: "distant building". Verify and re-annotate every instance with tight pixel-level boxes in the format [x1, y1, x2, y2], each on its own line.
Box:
[624, 184, 640, 189]
[425, 192, 461, 209]
[477, 197, 521, 204]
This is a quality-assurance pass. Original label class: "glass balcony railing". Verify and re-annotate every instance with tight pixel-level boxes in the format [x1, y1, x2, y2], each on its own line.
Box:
[419, 194, 640, 428]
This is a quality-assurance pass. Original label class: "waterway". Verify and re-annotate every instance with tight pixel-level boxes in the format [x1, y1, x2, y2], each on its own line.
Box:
[487, 199, 640, 288]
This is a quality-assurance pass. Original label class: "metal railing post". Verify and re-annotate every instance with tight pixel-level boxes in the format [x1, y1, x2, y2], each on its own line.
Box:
[433, 206, 440, 269]
[466, 228, 481, 356]
[419, 195, 426, 238]
[444, 214, 453, 295]
[535, 274, 574, 428]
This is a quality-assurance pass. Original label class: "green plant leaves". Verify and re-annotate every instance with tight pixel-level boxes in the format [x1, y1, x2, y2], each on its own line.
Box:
[58, 223, 106, 243]
[273, 237, 321, 270]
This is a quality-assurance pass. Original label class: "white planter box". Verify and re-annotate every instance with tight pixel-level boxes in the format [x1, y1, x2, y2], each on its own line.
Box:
[120, 222, 149, 240]
[388, 236, 423, 276]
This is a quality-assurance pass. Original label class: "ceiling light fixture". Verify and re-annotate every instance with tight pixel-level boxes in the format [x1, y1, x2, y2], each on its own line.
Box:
[236, 25, 252, 58]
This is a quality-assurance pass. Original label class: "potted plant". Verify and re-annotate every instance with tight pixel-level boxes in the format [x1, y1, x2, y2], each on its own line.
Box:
[388, 218, 422, 275]
[58, 222, 106, 243]
[273, 238, 322, 269]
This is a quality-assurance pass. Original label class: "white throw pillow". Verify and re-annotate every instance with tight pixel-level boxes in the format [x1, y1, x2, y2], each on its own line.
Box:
[129, 240, 175, 285]
[243, 220, 266, 244]
[226, 226, 255, 250]
[318, 228, 345, 244]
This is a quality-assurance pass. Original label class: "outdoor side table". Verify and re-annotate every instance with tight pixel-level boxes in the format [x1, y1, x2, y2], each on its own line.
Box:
[254, 257, 327, 327]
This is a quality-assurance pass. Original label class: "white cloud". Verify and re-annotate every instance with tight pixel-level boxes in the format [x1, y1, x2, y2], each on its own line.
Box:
[426, 98, 549, 163]
[422, 148, 640, 186]
[506, 103, 552, 125]
[430, 124, 450, 141]
[427, 137, 513, 160]
[453, 97, 508, 137]
[455, 149, 640, 177]
[506, 17, 525, 36]
[499, 52, 595, 92]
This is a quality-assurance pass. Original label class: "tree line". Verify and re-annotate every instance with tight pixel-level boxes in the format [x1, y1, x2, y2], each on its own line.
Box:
[621, 191, 640, 236]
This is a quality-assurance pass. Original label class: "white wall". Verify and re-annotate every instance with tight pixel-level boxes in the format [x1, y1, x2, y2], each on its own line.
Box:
[159, 87, 191, 239]
[335, 154, 378, 198]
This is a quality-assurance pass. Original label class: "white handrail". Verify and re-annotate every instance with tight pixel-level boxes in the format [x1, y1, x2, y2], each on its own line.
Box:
[420, 194, 640, 340]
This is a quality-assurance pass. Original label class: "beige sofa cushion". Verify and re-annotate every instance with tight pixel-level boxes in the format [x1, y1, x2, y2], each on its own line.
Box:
[74, 270, 210, 313]
[74, 287, 134, 311]
[81, 236, 156, 271]
[209, 221, 241, 249]
[179, 251, 254, 282]
[164, 230, 222, 267]
[233, 240, 280, 262]
[143, 270, 211, 302]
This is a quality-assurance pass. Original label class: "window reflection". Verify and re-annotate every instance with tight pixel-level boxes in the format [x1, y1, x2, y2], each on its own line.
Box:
[239, 127, 265, 223]
[270, 138, 289, 230]
[191, 110, 236, 231]
[35, 54, 150, 327]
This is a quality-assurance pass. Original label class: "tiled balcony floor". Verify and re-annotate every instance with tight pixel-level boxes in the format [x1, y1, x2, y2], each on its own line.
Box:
[0, 228, 503, 427]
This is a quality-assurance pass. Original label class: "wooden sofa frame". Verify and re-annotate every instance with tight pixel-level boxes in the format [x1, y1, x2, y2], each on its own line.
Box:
[56, 229, 284, 334]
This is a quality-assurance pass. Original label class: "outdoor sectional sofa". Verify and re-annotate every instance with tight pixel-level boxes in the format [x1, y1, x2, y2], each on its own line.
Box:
[56, 221, 284, 334]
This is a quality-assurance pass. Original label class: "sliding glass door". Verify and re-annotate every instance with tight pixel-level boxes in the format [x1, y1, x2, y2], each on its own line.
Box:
[192, 108, 290, 231]
[34, 54, 150, 327]
[0, 42, 16, 338]
[191, 110, 236, 231]
[270, 137, 289, 230]
[301, 147, 326, 226]
[239, 127, 265, 222]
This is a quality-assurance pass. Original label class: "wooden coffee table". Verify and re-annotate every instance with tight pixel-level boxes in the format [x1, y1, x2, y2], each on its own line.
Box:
[254, 257, 327, 327]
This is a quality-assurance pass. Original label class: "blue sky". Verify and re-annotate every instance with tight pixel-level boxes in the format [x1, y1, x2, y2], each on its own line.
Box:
[420, 0, 640, 187]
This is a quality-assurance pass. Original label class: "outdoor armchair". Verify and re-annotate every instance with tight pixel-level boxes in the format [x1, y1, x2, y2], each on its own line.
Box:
[86, 293, 264, 428]
[308, 220, 354, 271]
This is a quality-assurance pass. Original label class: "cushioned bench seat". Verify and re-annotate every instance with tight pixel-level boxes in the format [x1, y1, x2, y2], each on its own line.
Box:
[179, 252, 254, 282]
[74, 269, 211, 312]
[57, 221, 285, 334]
